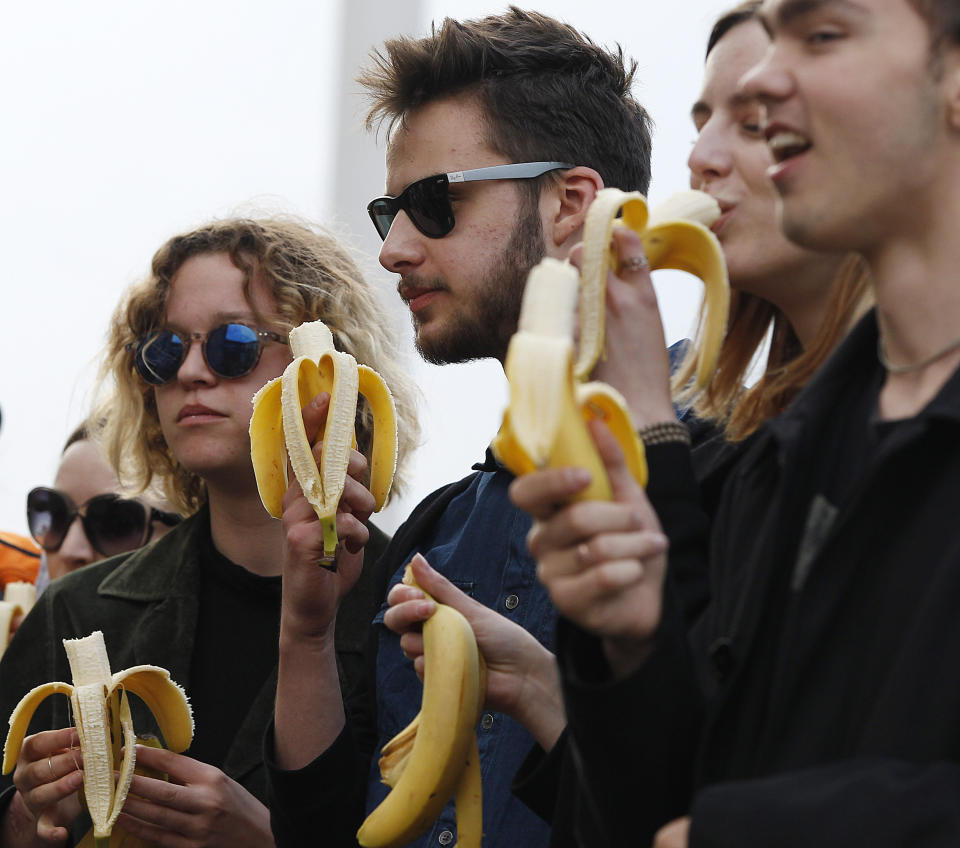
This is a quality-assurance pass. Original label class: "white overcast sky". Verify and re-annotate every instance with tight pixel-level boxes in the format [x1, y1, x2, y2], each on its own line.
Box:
[1, 0, 736, 538]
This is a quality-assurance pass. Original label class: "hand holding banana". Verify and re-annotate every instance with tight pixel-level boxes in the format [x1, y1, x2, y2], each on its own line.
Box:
[249, 319, 398, 567]
[493, 189, 729, 500]
[358, 562, 485, 848]
[3, 630, 193, 848]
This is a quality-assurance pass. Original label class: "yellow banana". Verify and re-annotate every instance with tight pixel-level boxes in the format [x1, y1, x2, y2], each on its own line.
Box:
[576, 187, 730, 387]
[249, 320, 398, 566]
[491, 258, 648, 500]
[357, 568, 484, 848]
[0, 581, 36, 657]
[3, 630, 193, 848]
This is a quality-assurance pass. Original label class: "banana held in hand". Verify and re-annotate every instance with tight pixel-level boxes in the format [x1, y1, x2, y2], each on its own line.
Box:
[0, 581, 36, 657]
[249, 320, 398, 566]
[3, 630, 193, 848]
[357, 568, 485, 848]
[492, 258, 649, 501]
[576, 187, 730, 386]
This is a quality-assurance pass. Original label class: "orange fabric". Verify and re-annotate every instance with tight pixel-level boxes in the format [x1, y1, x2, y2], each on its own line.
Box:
[0, 532, 40, 586]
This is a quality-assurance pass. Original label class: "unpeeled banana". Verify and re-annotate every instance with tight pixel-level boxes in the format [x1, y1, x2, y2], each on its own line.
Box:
[249, 320, 398, 566]
[0, 581, 36, 657]
[3, 630, 193, 848]
[492, 188, 729, 499]
[357, 568, 485, 848]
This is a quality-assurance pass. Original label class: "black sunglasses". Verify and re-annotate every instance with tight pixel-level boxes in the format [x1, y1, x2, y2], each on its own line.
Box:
[367, 161, 575, 240]
[27, 487, 181, 558]
[130, 322, 286, 386]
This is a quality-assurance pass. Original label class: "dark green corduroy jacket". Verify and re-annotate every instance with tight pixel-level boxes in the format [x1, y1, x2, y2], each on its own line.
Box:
[0, 504, 389, 835]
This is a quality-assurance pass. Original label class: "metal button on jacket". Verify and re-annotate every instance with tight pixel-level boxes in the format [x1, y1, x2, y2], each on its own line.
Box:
[504, 593, 519, 610]
[438, 830, 454, 845]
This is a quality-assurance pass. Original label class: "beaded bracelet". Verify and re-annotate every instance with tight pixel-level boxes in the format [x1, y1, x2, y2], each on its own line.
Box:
[636, 421, 691, 446]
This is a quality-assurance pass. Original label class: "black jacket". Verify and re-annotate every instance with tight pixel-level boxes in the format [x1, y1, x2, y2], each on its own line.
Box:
[560, 310, 960, 846]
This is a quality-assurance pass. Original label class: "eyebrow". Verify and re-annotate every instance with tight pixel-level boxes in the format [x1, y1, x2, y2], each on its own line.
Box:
[760, 0, 866, 32]
[691, 91, 757, 124]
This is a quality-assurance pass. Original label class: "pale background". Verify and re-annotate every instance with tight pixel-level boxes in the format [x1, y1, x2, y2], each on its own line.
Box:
[1, 0, 736, 537]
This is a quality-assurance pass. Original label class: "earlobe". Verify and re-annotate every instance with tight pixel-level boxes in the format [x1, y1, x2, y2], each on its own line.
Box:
[549, 166, 604, 251]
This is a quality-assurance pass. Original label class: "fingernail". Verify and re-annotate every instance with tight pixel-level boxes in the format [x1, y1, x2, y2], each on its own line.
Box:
[566, 467, 591, 488]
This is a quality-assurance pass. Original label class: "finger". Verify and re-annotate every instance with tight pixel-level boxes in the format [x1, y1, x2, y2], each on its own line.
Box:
[384, 599, 436, 636]
[386, 583, 426, 606]
[611, 226, 650, 278]
[508, 467, 593, 521]
[526, 500, 648, 561]
[571, 530, 668, 572]
[340, 473, 376, 521]
[589, 419, 662, 531]
[35, 813, 72, 844]
[337, 510, 371, 556]
[21, 767, 84, 819]
[127, 745, 204, 787]
[302, 392, 331, 444]
[399, 632, 425, 660]
[346, 447, 369, 483]
[115, 802, 197, 846]
[568, 242, 584, 270]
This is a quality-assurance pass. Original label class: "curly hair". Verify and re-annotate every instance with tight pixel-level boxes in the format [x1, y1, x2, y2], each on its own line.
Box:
[358, 5, 653, 196]
[93, 216, 420, 515]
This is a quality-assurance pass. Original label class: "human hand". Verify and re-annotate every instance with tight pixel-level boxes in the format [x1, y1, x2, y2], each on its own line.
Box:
[384, 554, 565, 750]
[116, 747, 273, 848]
[509, 420, 668, 678]
[7, 727, 83, 845]
[570, 226, 675, 426]
[653, 816, 690, 848]
[280, 392, 375, 640]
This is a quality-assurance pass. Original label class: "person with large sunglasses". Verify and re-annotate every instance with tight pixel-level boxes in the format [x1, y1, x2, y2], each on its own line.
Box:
[27, 421, 180, 592]
[265, 9, 664, 848]
[0, 216, 420, 848]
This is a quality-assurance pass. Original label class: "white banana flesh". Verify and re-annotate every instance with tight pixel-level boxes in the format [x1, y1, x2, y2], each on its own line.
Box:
[357, 568, 485, 848]
[3, 631, 193, 848]
[249, 320, 398, 567]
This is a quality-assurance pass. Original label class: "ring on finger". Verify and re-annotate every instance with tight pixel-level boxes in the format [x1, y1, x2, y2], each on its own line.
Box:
[621, 254, 649, 273]
[47, 755, 55, 780]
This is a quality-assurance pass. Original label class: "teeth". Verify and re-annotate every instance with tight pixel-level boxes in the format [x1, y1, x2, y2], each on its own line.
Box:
[768, 130, 811, 163]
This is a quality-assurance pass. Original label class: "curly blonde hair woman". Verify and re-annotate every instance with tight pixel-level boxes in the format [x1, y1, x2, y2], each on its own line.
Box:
[96, 216, 419, 515]
[0, 216, 419, 848]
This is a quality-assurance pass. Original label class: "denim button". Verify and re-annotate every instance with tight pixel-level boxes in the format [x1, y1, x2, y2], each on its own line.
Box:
[481, 713, 495, 730]
[439, 830, 454, 845]
[505, 593, 519, 610]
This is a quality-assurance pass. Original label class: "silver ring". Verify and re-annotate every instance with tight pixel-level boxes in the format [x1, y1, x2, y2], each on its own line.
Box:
[47, 755, 55, 780]
[621, 254, 649, 273]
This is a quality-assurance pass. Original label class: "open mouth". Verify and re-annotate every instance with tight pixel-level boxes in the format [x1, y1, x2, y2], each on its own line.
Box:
[767, 130, 812, 164]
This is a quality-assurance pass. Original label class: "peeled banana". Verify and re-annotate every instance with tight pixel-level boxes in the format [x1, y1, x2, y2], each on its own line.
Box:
[357, 568, 485, 848]
[3, 630, 193, 848]
[492, 258, 649, 500]
[0, 581, 36, 657]
[493, 188, 729, 498]
[249, 320, 398, 566]
[576, 188, 729, 386]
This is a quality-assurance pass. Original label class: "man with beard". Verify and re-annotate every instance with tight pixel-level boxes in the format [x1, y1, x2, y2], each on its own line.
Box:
[266, 8, 657, 847]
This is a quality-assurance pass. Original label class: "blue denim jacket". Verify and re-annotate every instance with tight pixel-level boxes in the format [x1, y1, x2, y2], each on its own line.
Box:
[369, 454, 555, 848]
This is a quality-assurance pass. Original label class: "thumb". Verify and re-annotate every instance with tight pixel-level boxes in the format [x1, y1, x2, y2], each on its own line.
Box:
[588, 419, 640, 502]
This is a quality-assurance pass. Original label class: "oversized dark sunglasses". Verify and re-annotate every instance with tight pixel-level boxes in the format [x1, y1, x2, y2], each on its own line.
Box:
[367, 161, 574, 240]
[27, 487, 181, 558]
[130, 322, 286, 386]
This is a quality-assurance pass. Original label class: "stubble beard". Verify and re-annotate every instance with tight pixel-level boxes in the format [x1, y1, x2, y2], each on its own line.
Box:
[413, 206, 545, 365]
